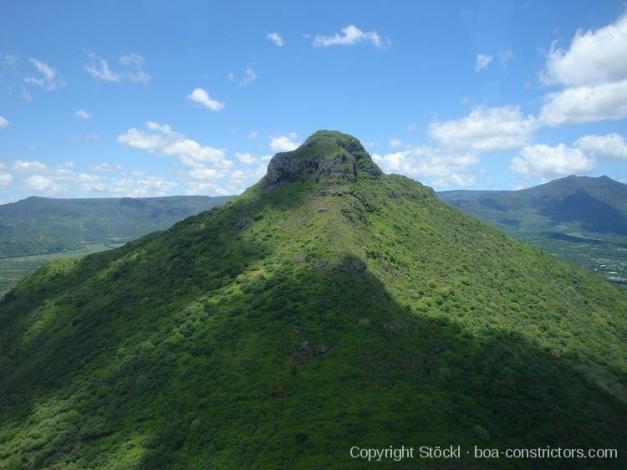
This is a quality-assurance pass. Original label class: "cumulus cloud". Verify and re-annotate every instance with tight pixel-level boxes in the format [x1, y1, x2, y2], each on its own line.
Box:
[270, 133, 300, 152]
[187, 88, 224, 111]
[429, 106, 537, 152]
[539, 80, 627, 125]
[267, 32, 285, 47]
[13, 160, 174, 197]
[118, 121, 238, 195]
[13, 160, 48, 173]
[84, 52, 151, 83]
[0, 115, 8, 128]
[474, 53, 493, 73]
[235, 152, 257, 165]
[313, 25, 389, 48]
[75, 109, 91, 120]
[373, 146, 479, 188]
[539, 13, 627, 124]
[509, 144, 595, 177]
[574, 133, 627, 160]
[24, 58, 61, 90]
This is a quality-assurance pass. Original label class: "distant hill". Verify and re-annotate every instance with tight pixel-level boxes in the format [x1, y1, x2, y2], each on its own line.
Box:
[0, 195, 233, 258]
[439, 176, 627, 282]
[1, 132, 625, 468]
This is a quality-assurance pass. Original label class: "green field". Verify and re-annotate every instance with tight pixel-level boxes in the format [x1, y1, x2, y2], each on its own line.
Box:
[0, 242, 125, 294]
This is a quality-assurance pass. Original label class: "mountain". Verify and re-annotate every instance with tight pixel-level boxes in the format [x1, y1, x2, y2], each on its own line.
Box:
[439, 176, 627, 282]
[1, 131, 626, 468]
[0, 195, 233, 258]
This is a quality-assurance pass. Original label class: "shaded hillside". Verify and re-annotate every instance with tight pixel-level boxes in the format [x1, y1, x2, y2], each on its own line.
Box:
[0, 195, 233, 258]
[1, 132, 625, 468]
[439, 176, 627, 282]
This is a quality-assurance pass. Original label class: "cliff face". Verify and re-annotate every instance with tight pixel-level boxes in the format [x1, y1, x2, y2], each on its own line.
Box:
[265, 130, 382, 185]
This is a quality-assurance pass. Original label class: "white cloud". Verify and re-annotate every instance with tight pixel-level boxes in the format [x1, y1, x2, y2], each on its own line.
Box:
[389, 138, 403, 148]
[0, 115, 8, 128]
[574, 133, 627, 160]
[84, 52, 119, 82]
[24, 58, 61, 90]
[538, 80, 627, 125]
[429, 106, 537, 152]
[539, 13, 627, 125]
[373, 146, 479, 188]
[187, 88, 224, 111]
[16, 159, 174, 197]
[236, 152, 257, 164]
[75, 109, 91, 120]
[13, 160, 48, 173]
[118, 121, 234, 194]
[474, 54, 493, 73]
[270, 133, 300, 152]
[267, 32, 285, 47]
[248, 130, 259, 140]
[509, 143, 595, 177]
[313, 25, 389, 48]
[84, 52, 150, 83]
[119, 54, 151, 83]
[542, 14, 627, 87]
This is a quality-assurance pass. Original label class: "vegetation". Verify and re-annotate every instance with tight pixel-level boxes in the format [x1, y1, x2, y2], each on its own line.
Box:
[0, 196, 232, 293]
[439, 176, 627, 283]
[0, 195, 232, 258]
[0, 132, 625, 468]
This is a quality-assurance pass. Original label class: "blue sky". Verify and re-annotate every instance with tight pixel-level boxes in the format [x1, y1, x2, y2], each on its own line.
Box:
[1, 0, 626, 201]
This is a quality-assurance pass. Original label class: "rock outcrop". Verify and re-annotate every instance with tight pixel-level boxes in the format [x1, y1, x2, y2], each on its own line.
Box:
[265, 130, 382, 185]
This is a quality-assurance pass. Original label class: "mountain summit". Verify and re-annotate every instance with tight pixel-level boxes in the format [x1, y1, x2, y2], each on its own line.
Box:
[1, 131, 626, 468]
[265, 130, 382, 185]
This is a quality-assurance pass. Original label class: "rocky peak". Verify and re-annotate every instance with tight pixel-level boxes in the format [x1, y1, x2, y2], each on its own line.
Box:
[265, 130, 382, 185]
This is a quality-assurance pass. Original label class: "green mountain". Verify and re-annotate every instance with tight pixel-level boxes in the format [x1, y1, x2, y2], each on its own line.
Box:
[1, 131, 626, 468]
[439, 176, 627, 282]
[0, 195, 233, 259]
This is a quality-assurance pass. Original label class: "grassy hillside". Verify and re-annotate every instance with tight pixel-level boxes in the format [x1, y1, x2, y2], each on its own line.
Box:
[439, 176, 627, 283]
[0, 195, 233, 259]
[1, 132, 625, 468]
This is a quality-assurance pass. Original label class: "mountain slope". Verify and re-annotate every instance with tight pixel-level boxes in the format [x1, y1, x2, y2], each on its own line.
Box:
[0, 195, 233, 258]
[439, 176, 627, 281]
[1, 131, 626, 468]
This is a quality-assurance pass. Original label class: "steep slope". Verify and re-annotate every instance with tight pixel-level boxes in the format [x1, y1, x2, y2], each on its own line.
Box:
[1, 131, 626, 469]
[0, 195, 233, 258]
[439, 176, 627, 281]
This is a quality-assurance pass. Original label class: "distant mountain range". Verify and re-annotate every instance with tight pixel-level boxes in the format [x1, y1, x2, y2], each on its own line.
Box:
[439, 175, 627, 282]
[0, 195, 233, 258]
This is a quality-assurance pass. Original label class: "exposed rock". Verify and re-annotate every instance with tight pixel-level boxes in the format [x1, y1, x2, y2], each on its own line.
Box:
[265, 130, 382, 185]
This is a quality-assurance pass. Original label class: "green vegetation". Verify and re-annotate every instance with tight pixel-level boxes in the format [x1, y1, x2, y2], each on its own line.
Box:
[1, 132, 626, 468]
[0, 195, 232, 258]
[0, 243, 123, 295]
[439, 176, 627, 283]
[0, 195, 232, 293]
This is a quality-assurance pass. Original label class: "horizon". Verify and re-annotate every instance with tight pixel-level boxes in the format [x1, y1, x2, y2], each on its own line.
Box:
[0, 172, 624, 206]
[1, 1, 627, 203]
